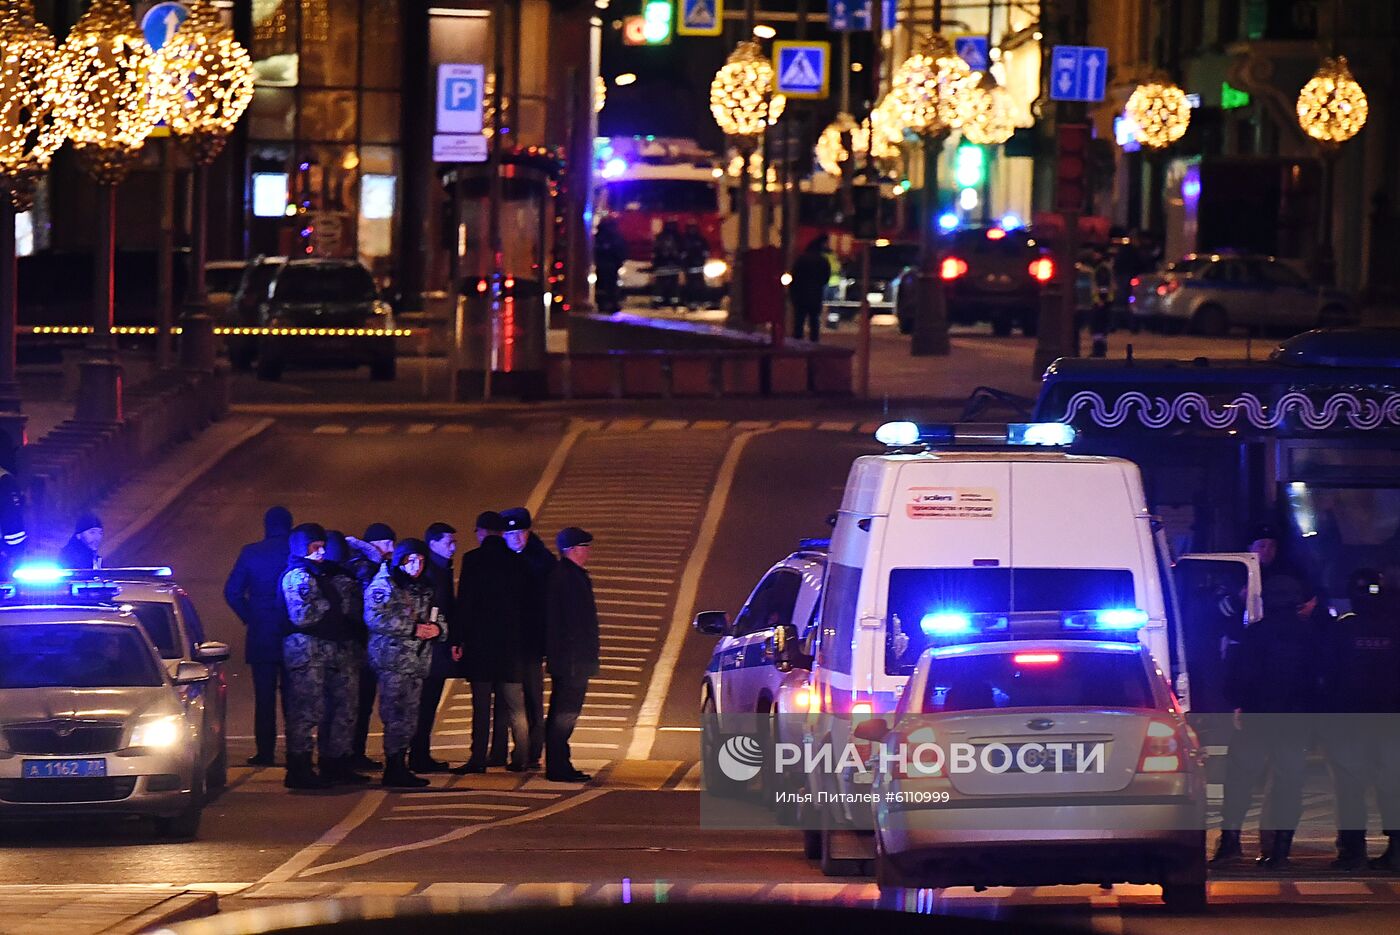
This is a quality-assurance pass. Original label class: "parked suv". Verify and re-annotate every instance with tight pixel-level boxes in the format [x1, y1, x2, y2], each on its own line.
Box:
[898, 226, 1052, 336]
[255, 259, 397, 381]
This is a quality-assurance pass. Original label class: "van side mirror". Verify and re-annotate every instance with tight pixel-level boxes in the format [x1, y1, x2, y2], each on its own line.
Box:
[692, 611, 730, 636]
[763, 623, 811, 673]
[173, 661, 210, 685]
[852, 718, 889, 742]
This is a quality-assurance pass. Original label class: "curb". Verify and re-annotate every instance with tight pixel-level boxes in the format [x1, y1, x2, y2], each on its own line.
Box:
[109, 890, 220, 935]
[107, 417, 277, 558]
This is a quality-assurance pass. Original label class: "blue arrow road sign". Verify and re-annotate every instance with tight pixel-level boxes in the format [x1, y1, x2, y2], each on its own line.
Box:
[827, 0, 871, 32]
[141, 1, 189, 51]
[1050, 45, 1109, 102]
[774, 42, 829, 98]
[954, 36, 989, 72]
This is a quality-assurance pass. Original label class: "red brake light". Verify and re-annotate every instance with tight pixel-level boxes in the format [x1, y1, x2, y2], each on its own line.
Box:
[1028, 257, 1055, 282]
[1156, 279, 1181, 296]
[1012, 652, 1061, 665]
[986, 227, 1007, 240]
[939, 256, 968, 280]
[1137, 719, 1184, 773]
[1129, 276, 1141, 287]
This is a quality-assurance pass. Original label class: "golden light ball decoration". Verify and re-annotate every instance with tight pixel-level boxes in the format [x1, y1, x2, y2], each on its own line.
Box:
[1296, 56, 1367, 145]
[815, 112, 857, 176]
[889, 33, 976, 137]
[0, 0, 63, 210]
[49, 0, 161, 184]
[1125, 80, 1191, 149]
[710, 41, 776, 141]
[868, 94, 906, 159]
[151, 0, 256, 165]
[961, 75, 1015, 146]
[595, 74, 606, 114]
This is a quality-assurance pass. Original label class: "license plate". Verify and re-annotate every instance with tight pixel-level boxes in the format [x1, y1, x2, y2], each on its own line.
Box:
[978, 743, 1086, 773]
[22, 758, 107, 778]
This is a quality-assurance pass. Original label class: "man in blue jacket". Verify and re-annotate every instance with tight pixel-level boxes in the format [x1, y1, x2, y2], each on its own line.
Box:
[225, 506, 294, 767]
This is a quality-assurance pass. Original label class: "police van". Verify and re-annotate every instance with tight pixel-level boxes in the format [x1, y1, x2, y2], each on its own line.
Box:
[794, 422, 1258, 874]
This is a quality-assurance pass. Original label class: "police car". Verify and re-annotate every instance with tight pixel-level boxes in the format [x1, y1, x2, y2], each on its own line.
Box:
[0, 570, 221, 838]
[860, 638, 1207, 907]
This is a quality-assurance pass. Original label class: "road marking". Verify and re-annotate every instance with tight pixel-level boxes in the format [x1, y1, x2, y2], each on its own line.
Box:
[628, 429, 764, 760]
[818, 421, 856, 432]
[391, 803, 529, 812]
[596, 599, 667, 608]
[258, 790, 387, 883]
[440, 424, 474, 433]
[355, 424, 392, 434]
[524, 421, 587, 516]
[298, 789, 610, 877]
[312, 424, 348, 434]
[407, 423, 437, 434]
[600, 623, 664, 632]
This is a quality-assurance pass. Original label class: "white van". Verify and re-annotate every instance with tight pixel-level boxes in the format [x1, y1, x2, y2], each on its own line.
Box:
[801, 423, 1258, 874]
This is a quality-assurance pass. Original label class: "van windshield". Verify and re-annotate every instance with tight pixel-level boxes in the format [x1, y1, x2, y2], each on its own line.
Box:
[885, 567, 1137, 675]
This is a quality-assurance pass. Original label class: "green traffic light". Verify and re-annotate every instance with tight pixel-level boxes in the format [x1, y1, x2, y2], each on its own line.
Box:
[954, 145, 985, 188]
[643, 0, 673, 44]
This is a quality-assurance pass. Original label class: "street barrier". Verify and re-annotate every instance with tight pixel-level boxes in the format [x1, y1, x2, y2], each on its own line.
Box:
[18, 365, 230, 554]
[545, 347, 851, 399]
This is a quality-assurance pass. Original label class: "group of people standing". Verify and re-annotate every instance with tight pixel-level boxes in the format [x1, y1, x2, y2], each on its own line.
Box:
[224, 506, 600, 790]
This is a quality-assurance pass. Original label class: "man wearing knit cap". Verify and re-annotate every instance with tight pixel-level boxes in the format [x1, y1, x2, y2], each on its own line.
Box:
[59, 513, 104, 569]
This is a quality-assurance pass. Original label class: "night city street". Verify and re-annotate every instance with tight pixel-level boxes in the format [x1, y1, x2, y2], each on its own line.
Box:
[2, 0, 1400, 933]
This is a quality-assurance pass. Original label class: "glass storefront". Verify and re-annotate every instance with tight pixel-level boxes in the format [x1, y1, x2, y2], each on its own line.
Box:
[248, 0, 402, 284]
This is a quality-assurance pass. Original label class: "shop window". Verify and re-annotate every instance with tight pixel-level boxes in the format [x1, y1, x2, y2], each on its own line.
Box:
[362, 92, 400, 144]
[299, 90, 357, 142]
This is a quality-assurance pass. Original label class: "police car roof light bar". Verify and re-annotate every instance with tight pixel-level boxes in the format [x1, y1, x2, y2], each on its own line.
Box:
[11, 564, 71, 584]
[874, 421, 1076, 449]
[65, 567, 174, 580]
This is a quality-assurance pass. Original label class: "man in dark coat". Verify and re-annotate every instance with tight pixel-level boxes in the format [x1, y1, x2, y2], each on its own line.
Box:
[789, 235, 832, 342]
[224, 506, 294, 766]
[545, 526, 600, 783]
[59, 513, 104, 569]
[502, 507, 555, 769]
[410, 521, 458, 773]
[450, 511, 532, 773]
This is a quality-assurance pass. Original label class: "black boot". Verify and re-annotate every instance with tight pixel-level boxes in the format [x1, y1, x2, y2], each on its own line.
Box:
[408, 751, 450, 774]
[284, 752, 332, 790]
[1258, 830, 1294, 869]
[1210, 829, 1243, 864]
[349, 753, 383, 771]
[1332, 830, 1369, 871]
[382, 751, 429, 789]
[323, 755, 371, 786]
[1370, 833, 1400, 871]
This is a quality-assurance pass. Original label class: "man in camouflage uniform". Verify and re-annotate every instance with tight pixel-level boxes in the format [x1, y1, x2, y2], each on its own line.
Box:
[280, 523, 361, 790]
[317, 531, 371, 785]
[365, 538, 442, 788]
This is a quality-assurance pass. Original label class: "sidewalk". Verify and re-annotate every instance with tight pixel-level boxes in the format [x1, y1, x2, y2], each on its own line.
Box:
[0, 885, 217, 935]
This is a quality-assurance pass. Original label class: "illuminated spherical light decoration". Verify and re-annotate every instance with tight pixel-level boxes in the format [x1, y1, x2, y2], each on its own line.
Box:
[815, 112, 857, 176]
[150, 0, 255, 165]
[1296, 56, 1367, 144]
[889, 33, 975, 137]
[710, 41, 775, 140]
[1125, 80, 1191, 149]
[869, 94, 906, 158]
[768, 93, 786, 126]
[594, 74, 606, 113]
[0, 0, 63, 210]
[50, 0, 161, 184]
[961, 77, 1014, 146]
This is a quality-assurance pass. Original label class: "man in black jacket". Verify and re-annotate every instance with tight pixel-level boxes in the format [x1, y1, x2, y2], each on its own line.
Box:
[1211, 575, 1322, 868]
[451, 512, 532, 774]
[789, 236, 832, 342]
[410, 522, 458, 773]
[59, 513, 104, 569]
[502, 507, 554, 769]
[545, 526, 600, 783]
[224, 506, 294, 766]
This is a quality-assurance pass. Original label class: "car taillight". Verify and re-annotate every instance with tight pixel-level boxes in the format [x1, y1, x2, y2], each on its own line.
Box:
[939, 257, 968, 280]
[890, 726, 942, 779]
[1137, 719, 1184, 773]
[1130, 276, 1141, 287]
[1028, 257, 1055, 282]
[791, 685, 813, 712]
[1013, 652, 1061, 665]
[1155, 279, 1181, 296]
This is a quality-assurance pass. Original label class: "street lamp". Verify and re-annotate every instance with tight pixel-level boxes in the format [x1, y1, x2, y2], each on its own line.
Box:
[0, 0, 62, 437]
[152, 0, 255, 369]
[710, 40, 778, 327]
[1296, 56, 1367, 284]
[891, 33, 974, 357]
[1124, 80, 1191, 149]
[50, 0, 161, 422]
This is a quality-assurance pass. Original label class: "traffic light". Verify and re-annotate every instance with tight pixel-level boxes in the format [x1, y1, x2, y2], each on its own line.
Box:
[642, 0, 673, 44]
[852, 184, 880, 241]
[954, 145, 985, 188]
[1055, 124, 1089, 214]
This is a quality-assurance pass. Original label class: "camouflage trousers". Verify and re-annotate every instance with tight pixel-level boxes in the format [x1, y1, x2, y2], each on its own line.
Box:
[377, 669, 425, 755]
[284, 633, 360, 758]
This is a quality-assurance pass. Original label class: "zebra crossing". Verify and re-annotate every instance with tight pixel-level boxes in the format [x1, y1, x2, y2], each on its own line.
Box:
[298, 418, 885, 437]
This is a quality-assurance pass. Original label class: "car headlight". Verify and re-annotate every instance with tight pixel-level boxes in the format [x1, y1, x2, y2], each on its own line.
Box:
[130, 716, 183, 749]
[372, 299, 392, 316]
[702, 259, 728, 280]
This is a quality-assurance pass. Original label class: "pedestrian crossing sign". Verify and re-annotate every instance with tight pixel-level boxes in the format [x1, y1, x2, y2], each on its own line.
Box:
[773, 41, 830, 99]
[678, 0, 723, 36]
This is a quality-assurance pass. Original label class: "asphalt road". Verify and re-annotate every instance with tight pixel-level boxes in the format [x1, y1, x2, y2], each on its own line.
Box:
[4, 408, 1400, 933]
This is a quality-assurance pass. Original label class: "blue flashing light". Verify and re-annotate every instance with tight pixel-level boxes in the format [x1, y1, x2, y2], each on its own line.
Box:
[1094, 608, 1149, 629]
[1000, 213, 1023, 230]
[875, 421, 921, 446]
[921, 611, 974, 637]
[12, 564, 70, 584]
[601, 157, 628, 179]
[1007, 422, 1076, 446]
[798, 537, 831, 551]
[937, 212, 960, 232]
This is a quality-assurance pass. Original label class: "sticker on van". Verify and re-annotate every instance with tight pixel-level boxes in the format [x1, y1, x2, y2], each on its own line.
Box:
[905, 487, 999, 520]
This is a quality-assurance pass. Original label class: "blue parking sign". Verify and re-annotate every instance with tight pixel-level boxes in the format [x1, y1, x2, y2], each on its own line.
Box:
[774, 42, 830, 99]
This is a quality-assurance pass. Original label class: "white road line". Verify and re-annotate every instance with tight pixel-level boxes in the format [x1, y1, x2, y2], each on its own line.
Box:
[355, 425, 392, 434]
[298, 789, 610, 876]
[391, 803, 528, 812]
[599, 664, 643, 672]
[312, 424, 348, 434]
[628, 429, 765, 760]
[381, 815, 496, 822]
[406, 423, 437, 434]
[525, 421, 588, 516]
[593, 587, 672, 596]
[257, 790, 387, 883]
[599, 623, 663, 632]
[597, 612, 667, 620]
[415, 790, 561, 800]
[590, 678, 640, 686]
[590, 575, 677, 585]
[595, 599, 667, 608]
[582, 692, 637, 699]
[602, 635, 656, 643]
[570, 742, 620, 748]
[577, 715, 628, 722]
